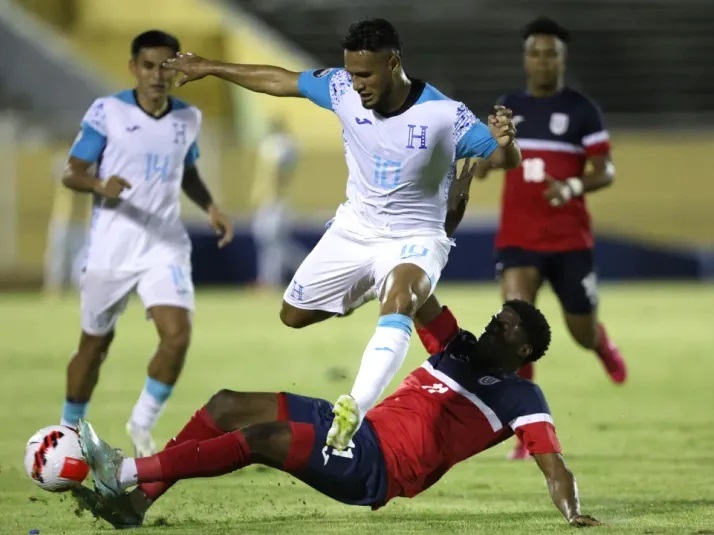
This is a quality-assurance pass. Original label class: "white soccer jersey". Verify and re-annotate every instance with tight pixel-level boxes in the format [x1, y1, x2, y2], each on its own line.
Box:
[298, 69, 499, 235]
[70, 90, 201, 272]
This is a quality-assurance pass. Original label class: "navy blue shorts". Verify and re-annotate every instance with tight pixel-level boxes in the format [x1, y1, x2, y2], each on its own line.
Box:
[280, 392, 388, 507]
[496, 247, 598, 314]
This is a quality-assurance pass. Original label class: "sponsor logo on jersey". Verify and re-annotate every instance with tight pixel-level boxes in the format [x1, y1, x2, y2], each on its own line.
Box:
[312, 68, 333, 78]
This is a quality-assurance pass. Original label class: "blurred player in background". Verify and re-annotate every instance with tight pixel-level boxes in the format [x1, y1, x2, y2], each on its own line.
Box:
[59, 30, 233, 457]
[164, 18, 520, 452]
[470, 17, 627, 459]
[250, 115, 306, 289]
[43, 147, 90, 298]
[76, 300, 599, 529]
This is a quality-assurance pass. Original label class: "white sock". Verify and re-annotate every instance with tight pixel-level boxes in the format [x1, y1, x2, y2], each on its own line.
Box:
[130, 377, 174, 430]
[350, 313, 413, 418]
[119, 458, 138, 489]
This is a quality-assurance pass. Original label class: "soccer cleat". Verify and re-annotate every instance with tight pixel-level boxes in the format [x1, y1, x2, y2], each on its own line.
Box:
[71, 485, 144, 529]
[125, 421, 156, 458]
[507, 441, 531, 461]
[78, 420, 125, 498]
[326, 394, 360, 451]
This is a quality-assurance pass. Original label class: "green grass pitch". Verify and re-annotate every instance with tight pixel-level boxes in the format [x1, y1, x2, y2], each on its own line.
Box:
[1, 282, 712, 534]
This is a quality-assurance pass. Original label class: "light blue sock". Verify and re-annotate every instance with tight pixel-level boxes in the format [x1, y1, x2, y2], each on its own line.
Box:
[130, 377, 174, 430]
[61, 400, 88, 428]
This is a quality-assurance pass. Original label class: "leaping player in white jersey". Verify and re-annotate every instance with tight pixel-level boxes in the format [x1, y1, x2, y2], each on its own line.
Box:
[165, 18, 521, 451]
[60, 30, 233, 457]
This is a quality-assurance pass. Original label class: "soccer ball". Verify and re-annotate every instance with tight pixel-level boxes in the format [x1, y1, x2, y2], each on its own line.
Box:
[24, 425, 89, 492]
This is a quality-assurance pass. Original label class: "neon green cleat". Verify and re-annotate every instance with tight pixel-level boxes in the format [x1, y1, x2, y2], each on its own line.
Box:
[326, 394, 361, 451]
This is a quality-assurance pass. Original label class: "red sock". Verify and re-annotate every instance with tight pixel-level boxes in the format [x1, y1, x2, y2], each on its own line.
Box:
[136, 430, 251, 483]
[517, 363, 534, 381]
[138, 407, 224, 501]
[417, 306, 459, 354]
[596, 323, 613, 357]
[283, 422, 315, 472]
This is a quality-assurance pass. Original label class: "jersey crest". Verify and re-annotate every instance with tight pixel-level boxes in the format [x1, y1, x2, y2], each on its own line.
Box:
[549, 112, 569, 135]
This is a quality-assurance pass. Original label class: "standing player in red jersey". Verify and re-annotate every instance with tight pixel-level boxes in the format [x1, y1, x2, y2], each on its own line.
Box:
[470, 17, 627, 459]
[73, 300, 600, 529]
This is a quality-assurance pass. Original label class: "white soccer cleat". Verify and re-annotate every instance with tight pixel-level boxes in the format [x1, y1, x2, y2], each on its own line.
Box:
[125, 421, 156, 458]
[326, 394, 361, 451]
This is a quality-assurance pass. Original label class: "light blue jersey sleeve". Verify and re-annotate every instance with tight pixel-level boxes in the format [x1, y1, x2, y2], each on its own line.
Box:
[454, 103, 498, 160]
[185, 141, 199, 167]
[70, 98, 108, 163]
[70, 123, 106, 163]
[297, 68, 339, 110]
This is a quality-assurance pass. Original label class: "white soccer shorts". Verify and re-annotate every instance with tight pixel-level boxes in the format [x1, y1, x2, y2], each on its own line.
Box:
[80, 263, 195, 336]
[282, 219, 451, 315]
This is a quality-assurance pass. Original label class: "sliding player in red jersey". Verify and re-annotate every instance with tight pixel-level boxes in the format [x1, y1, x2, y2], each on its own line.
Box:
[73, 300, 599, 529]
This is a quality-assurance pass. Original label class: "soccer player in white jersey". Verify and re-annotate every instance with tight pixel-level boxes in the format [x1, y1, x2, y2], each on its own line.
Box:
[60, 30, 233, 457]
[165, 18, 520, 451]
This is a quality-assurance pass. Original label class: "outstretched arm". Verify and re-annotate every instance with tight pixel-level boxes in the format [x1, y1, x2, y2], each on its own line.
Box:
[163, 53, 301, 97]
[533, 452, 601, 527]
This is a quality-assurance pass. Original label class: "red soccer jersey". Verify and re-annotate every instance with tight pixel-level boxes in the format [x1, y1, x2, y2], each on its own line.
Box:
[495, 88, 611, 251]
[366, 353, 561, 505]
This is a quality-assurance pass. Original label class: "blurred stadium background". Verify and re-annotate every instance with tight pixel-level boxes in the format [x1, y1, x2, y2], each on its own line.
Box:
[1, 1, 713, 533]
[0, 0, 712, 288]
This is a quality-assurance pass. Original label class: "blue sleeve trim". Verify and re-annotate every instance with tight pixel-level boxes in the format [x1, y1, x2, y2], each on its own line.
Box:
[456, 122, 498, 160]
[297, 68, 337, 110]
[184, 141, 200, 167]
[69, 122, 106, 163]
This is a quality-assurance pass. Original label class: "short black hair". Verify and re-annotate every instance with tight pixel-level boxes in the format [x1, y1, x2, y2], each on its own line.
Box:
[131, 30, 180, 58]
[522, 17, 570, 44]
[504, 300, 551, 363]
[342, 18, 402, 53]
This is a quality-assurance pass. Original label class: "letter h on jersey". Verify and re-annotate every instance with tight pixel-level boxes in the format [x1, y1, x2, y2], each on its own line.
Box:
[406, 125, 428, 150]
[173, 122, 187, 146]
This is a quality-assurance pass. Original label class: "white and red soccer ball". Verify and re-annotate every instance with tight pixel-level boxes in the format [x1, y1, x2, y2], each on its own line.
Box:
[24, 425, 89, 492]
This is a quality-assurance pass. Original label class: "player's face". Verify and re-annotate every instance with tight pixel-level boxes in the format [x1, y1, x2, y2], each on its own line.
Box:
[479, 307, 531, 370]
[344, 50, 398, 110]
[130, 46, 176, 101]
[524, 34, 565, 88]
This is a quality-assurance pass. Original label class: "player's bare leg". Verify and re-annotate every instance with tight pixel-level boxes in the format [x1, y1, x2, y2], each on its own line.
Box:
[279, 301, 335, 329]
[501, 267, 541, 460]
[564, 311, 626, 384]
[75, 390, 288, 528]
[62, 330, 115, 428]
[328, 263, 430, 451]
[126, 306, 191, 457]
[502, 266, 541, 380]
